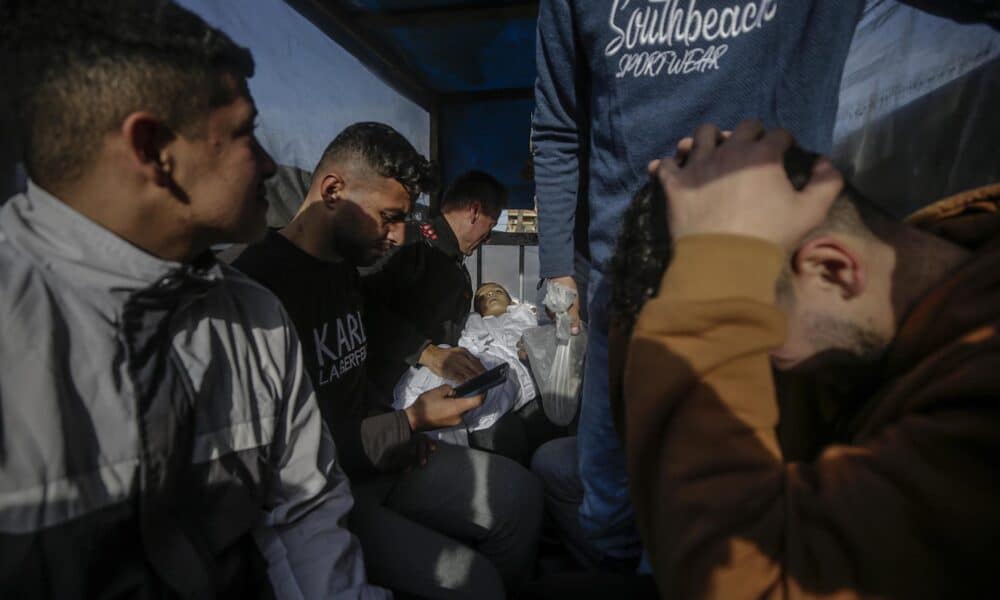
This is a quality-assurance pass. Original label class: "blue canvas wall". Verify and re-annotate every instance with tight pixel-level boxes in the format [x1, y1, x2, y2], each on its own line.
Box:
[440, 97, 535, 209]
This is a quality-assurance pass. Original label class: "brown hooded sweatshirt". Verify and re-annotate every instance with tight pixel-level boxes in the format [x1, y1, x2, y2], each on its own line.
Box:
[623, 184, 1000, 599]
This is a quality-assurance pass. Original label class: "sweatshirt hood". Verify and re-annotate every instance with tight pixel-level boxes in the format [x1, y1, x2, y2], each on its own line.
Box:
[884, 183, 1000, 380]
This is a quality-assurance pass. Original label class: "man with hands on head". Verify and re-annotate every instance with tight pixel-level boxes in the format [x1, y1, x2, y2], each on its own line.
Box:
[234, 124, 542, 600]
[624, 119, 1000, 598]
[532, 0, 998, 573]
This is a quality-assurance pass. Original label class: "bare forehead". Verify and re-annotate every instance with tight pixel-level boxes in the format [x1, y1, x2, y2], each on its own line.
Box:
[205, 91, 256, 132]
[476, 283, 507, 296]
[373, 176, 410, 204]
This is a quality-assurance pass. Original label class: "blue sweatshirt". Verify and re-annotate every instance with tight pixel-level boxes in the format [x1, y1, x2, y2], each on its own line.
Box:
[532, 0, 867, 277]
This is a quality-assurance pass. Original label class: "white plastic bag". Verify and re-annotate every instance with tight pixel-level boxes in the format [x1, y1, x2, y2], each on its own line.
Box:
[522, 283, 587, 426]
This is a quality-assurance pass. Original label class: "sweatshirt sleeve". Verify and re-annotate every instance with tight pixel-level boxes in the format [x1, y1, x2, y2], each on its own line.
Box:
[253, 308, 390, 600]
[532, 0, 584, 279]
[362, 246, 433, 366]
[624, 234, 1000, 598]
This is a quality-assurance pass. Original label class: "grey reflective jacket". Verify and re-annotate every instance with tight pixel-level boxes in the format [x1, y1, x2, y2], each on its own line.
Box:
[0, 183, 389, 599]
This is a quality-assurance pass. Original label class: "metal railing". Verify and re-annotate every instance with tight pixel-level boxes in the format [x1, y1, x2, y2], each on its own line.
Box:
[475, 231, 538, 300]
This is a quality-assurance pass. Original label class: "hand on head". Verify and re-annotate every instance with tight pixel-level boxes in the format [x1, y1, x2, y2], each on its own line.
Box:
[648, 119, 843, 251]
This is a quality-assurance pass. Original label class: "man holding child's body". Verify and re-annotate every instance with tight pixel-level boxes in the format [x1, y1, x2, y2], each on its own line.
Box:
[362, 170, 508, 398]
[233, 124, 542, 600]
[394, 282, 540, 446]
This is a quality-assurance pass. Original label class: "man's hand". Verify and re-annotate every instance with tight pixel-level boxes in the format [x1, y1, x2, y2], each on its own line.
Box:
[404, 384, 484, 431]
[419, 345, 485, 382]
[414, 435, 437, 468]
[648, 119, 843, 251]
[547, 276, 581, 335]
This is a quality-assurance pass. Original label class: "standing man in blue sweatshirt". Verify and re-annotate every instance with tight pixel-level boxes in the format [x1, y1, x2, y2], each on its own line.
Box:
[530, 0, 999, 572]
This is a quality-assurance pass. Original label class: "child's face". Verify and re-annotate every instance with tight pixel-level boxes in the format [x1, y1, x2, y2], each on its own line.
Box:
[475, 283, 511, 317]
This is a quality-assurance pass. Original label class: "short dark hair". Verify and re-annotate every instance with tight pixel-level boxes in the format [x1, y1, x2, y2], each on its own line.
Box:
[610, 180, 672, 337]
[440, 170, 508, 219]
[3, 0, 256, 189]
[610, 146, 887, 334]
[315, 122, 437, 201]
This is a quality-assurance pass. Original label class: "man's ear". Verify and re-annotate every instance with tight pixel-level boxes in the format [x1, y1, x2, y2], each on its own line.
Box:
[121, 112, 174, 186]
[793, 236, 865, 300]
[319, 172, 346, 210]
[469, 201, 481, 224]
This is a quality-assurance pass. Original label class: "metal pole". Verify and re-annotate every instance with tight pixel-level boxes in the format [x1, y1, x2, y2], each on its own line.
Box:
[518, 243, 525, 301]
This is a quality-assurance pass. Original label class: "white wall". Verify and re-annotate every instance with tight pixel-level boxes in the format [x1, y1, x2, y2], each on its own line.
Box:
[466, 245, 540, 305]
[179, 0, 430, 171]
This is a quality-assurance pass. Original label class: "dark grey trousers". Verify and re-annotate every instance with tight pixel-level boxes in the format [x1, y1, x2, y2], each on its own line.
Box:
[350, 443, 543, 599]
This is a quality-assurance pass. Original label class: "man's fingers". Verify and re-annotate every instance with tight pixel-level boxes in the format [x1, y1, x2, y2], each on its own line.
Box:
[417, 436, 436, 466]
[443, 349, 485, 380]
[676, 136, 694, 154]
[437, 383, 455, 398]
[730, 119, 765, 143]
[758, 127, 794, 158]
[462, 354, 486, 375]
[454, 393, 484, 413]
[690, 123, 722, 163]
[417, 438, 428, 466]
[681, 130, 730, 164]
[654, 153, 682, 188]
[798, 157, 844, 209]
[673, 137, 695, 166]
[567, 301, 581, 335]
[647, 158, 661, 175]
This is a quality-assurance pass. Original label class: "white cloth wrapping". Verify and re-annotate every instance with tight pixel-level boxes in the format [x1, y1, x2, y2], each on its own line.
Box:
[392, 303, 538, 445]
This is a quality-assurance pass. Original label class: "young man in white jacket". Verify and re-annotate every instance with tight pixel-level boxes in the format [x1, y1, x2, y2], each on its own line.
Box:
[0, 1, 386, 597]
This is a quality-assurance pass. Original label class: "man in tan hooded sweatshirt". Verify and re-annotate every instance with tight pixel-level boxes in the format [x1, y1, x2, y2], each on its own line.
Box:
[622, 118, 1000, 598]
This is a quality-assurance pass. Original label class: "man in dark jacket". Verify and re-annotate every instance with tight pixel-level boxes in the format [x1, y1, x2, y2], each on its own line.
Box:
[234, 128, 541, 599]
[363, 170, 509, 395]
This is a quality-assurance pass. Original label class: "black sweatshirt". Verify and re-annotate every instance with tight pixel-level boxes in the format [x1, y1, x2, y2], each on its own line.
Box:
[234, 230, 414, 479]
[362, 216, 473, 395]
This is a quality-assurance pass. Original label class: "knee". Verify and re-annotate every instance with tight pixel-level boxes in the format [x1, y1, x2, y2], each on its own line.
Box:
[437, 549, 506, 600]
[508, 455, 545, 516]
[485, 452, 544, 528]
[531, 436, 577, 490]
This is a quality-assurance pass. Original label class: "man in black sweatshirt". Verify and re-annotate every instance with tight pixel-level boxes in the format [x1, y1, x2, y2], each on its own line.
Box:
[234, 122, 542, 599]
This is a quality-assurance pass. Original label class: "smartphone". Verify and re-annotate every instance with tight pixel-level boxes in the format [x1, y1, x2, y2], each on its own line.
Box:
[452, 363, 509, 398]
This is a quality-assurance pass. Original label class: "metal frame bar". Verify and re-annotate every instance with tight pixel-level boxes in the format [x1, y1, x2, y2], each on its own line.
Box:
[440, 87, 534, 104]
[355, 2, 538, 28]
[286, 0, 440, 111]
[475, 232, 537, 300]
